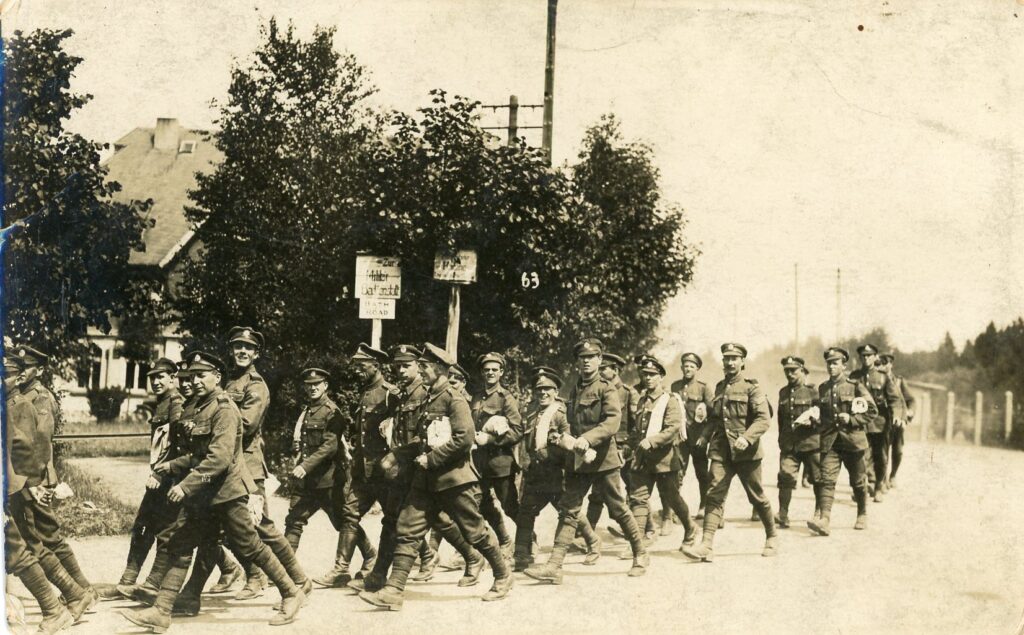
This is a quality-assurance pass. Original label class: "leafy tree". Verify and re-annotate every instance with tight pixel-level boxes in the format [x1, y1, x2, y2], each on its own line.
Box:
[2, 28, 155, 375]
[175, 23, 699, 480]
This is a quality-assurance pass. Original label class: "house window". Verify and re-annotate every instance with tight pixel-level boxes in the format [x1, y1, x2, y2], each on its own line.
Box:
[178, 140, 197, 154]
[124, 361, 152, 390]
[76, 344, 102, 390]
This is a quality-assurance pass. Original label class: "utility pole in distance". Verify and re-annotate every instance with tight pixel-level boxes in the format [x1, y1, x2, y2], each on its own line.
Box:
[542, 0, 558, 163]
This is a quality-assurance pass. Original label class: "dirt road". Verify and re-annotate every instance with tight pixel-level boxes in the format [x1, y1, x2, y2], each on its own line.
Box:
[11, 440, 1024, 635]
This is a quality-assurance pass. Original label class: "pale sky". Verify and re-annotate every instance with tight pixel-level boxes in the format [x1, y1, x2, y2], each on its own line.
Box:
[5, 0, 1022, 359]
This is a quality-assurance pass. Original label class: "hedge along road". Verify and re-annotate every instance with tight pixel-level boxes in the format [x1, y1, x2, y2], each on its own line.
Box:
[11, 436, 1024, 635]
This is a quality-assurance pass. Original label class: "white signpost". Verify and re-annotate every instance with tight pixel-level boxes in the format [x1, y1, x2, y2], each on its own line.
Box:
[433, 250, 477, 358]
[355, 255, 401, 348]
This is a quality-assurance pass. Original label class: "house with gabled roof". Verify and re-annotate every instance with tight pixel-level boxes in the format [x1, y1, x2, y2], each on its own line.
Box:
[56, 118, 221, 418]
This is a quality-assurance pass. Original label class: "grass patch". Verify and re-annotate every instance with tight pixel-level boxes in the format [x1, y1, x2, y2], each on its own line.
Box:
[54, 462, 136, 538]
[58, 420, 149, 459]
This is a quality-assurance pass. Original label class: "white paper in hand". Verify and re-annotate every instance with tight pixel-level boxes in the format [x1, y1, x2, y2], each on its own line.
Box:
[427, 416, 452, 448]
[483, 415, 510, 436]
[379, 418, 394, 446]
[53, 482, 74, 500]
[794, 406, 820, 426]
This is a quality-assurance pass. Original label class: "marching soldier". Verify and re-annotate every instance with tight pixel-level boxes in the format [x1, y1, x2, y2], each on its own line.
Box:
[808, 347, 878, 536]
[525, 338, 649, 583]
[108, 358, 184, 597]
[682, 343, 778, 562]
[583, 353, 645, 538]
[471, 352, 524, 557]
[314, 345, 388, 588]
[350, 345, 482, 593]
[849, 343, 905, 502]
[514, 367, 601, 571]
[775, 356, 821, 528]
[283, 368, 342, 551]
[4, 353, 77, 633]
[6, 346, 98, 613]
[448, 363, 472, 401]
[358, 344, 513, 610]
[881, 352, 914, 488]
[670, 352, 714, 518]
[121, 352, 306, 631]
[628, 355, 698, 550]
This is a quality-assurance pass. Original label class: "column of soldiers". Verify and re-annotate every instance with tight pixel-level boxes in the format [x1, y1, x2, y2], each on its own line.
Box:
[3, 331, 916, 633]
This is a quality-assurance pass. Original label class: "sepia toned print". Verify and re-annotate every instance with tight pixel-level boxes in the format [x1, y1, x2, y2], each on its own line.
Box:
[2, 1, 1022, 634]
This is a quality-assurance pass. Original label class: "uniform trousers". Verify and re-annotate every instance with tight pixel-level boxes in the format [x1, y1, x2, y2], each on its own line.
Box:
[386, 483, 508, 592]
[284, 487, 340, 549]
[818, 446, 868, 517]
[700, 458, 775, 542]
[479, 475, 518, 545]
[124, 481, 180, 580]
[628, 469, 694, 535]
[865, 431, 889, 488]
[679, 436, 711, 508]
[9, 493, 91, 594]
[889, 426, 905, 478]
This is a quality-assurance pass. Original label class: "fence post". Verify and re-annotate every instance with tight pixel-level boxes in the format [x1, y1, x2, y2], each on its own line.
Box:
[973, 391, 983, 446]
[1006, 391, 1014, 441]
[945, 392, 955, 443]
[919, 390, 931, 442]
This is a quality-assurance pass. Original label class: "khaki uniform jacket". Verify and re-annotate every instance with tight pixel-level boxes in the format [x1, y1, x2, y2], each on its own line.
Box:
[630, 385, 684, 473]
[704, 373, 771, 463]
[224, 365, 270, 480]
[293, 396, 341, 490]
[818, 374, 878, 453]
[350, 375, 399, 481]
[150, 389, 184, 470]
[849, 366, 904, 433]
[777, 382, 820, 454]
[611, 378, 640, 449]
[414, 377, 478, 493]
[5, 387, 32, 495]
[521, 400, 569, 489]
[471, 384, 523, 478]
[670, 377, 714, 441]
[167, 387, 255, 506]
[565, 374, 623, 474]
[8, 381, 59, 492]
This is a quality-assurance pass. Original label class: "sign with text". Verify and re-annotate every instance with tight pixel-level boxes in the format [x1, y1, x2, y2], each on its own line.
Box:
[433, 250, 477, 284]
[359, 298, 396, 320]
[355, 255, 401, 299]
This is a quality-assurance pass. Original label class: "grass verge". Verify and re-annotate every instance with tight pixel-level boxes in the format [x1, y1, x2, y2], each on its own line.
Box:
[55, 462, 136, 538]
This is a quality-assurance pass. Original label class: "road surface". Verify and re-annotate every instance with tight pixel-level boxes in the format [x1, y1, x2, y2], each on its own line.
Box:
[9, 440, 1024, 635]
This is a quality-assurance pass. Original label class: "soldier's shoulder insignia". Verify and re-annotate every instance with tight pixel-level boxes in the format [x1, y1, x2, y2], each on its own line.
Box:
[248, 368, 266, 382]
[216, 394, 233, 406]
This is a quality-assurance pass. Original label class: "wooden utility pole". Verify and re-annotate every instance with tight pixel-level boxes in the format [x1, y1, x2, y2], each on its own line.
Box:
[835, 268, 842, 341]
[542, 0, 558, 163]
[973, 391, 984, 446]
[1005, 391, 1014, 441]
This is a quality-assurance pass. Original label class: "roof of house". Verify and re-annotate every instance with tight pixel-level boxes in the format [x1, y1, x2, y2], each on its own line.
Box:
[105, 119, 222, 267]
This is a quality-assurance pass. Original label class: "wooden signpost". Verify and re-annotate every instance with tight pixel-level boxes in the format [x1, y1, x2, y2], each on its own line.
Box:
[355, 255, 401, 349]
[433, 250, 477, 359]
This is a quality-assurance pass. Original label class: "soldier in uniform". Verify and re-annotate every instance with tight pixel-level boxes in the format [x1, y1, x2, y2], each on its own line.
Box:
[514, 367, 600, 571]
[670, 352, 714, 519]
[358, 344, 513, 610]
[525, 338, 649, 583]
[775, 356, 821, 528]
[350, 345, 482, 593]
[123, 356, 244, 612]
[314, 345, 387, 588]
[881, 353, 915, 488]
[121, 352, 306, 631]
[283, 368, 342, 551]
[3, 353, 77, 633]
[682, 343, 778, 562]
[6, 346, 99, 612]
[582, 353, 646, 539]
[448, 363, 472, 401]
[628, 355, 698, 550]
[470, 352, 524, 557]
[108, 358, 184, 597]
[849, 343, 905, 503]
[808, 347, 878, 536]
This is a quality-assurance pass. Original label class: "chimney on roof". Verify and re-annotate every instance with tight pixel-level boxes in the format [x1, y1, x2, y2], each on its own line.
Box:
[154, 118, 181, 151]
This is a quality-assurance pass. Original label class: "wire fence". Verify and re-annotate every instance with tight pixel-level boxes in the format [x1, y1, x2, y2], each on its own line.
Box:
[916, 386, 1021, 450]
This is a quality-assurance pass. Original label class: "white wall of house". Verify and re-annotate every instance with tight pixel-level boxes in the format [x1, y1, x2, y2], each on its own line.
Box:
[54, 326, 185, 421]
